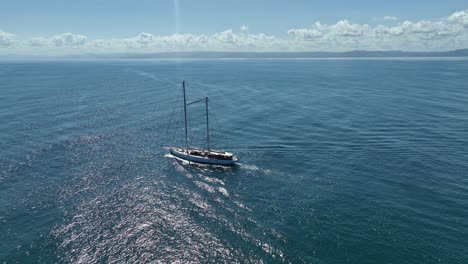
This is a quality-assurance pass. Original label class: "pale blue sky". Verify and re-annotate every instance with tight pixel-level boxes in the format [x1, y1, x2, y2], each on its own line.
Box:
[0, 1, 467, 54]
[1, 0, 466, 38]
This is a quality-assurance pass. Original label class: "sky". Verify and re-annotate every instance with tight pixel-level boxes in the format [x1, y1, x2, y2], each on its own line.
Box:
[0, 0, 467, 55]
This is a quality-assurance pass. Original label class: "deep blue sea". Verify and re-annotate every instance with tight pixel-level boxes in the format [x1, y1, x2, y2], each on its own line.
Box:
[1, 58, 468, 263]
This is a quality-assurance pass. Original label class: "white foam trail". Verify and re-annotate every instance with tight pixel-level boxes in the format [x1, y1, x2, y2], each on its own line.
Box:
[217, 187, 229, 197]
[135, 71, 180, 85]
[194, 181, 216, 193]
[202, 176, 225, 185]
[238, 164, 262, 171]
[239, 163, 274, 174]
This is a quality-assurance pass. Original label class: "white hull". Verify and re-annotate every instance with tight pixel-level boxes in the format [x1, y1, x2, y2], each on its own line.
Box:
[170, 148, 239, 166]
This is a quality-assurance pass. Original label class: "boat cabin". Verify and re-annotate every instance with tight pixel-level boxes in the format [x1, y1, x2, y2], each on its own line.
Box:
[188, 148, 235, 160]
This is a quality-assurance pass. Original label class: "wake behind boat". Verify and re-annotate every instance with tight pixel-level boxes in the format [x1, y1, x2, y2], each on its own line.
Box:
[168, 81, 239, 166]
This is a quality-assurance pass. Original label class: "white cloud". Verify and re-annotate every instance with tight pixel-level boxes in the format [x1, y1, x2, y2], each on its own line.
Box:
[1, 10, 467, 54]
[120, 30, 280, 51]
[0, 29, 16, 47]
[52, 33, 87, 47]
[374, 20, 463, 38]
[26, 37, 50, 47]
[287, 28, 323, 40]
[448, 10, 468, 27]
[209, 30, 280, 50]
[124, 32, 210, 50]
[288, 11, 468, 51]
[329, 20, 371, 37]
[124, 32, 155, 48]
[85, 39, 113, 49]
[384, 16, 398, 21]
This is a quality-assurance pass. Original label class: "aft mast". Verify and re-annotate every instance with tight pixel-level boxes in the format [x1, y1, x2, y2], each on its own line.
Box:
[182, 81, 188, 149]
[205, 97, 210, 150]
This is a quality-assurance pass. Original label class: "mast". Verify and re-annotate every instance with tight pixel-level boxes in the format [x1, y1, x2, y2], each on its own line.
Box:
[205, 97, 210, 150]
[182, 81, 188, 149]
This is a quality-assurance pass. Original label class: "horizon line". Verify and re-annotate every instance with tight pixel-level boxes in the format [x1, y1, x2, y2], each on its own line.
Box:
[1, 48, 468, 60]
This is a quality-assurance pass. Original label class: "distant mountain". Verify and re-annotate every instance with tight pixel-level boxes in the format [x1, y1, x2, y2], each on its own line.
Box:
[2, 49, 468, 60]
[88, 49, 468, 59]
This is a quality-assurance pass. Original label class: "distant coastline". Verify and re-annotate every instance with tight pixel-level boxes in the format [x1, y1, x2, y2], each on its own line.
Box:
[1, 49, 468, 60]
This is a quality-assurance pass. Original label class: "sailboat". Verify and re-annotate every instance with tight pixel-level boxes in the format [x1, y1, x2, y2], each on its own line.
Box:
[169, 81, 240, 166]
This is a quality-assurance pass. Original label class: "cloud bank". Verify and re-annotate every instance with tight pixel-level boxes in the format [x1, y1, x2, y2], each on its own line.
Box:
[1, 10, 467, 55]
[0, 30, 16, 47]
[287, 10, 468, 51]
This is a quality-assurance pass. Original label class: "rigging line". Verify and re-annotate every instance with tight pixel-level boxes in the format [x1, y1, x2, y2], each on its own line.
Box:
[169, 113, 178, 146]
[209, 103, 226, 149]
[171, 106, 184, 146]
[164, 87, 182, 137]
[187, 97, 207, 106]
[167, 111, 178, 147]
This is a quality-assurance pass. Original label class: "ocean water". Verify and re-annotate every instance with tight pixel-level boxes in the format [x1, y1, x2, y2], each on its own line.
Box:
[1, 58, 468, 263]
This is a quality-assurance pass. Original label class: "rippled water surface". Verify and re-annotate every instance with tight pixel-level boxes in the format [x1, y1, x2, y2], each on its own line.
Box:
[1, 59, 468, 263]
